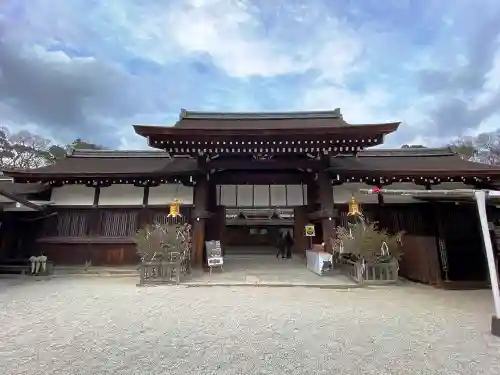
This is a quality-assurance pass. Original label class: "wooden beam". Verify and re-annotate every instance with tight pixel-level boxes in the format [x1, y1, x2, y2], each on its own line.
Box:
[308, 208, 339, 220]
[208, 158, 326, 171]
[211, 172, 309, 185]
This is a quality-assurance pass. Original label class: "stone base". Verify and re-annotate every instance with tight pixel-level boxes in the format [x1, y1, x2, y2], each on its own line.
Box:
[492, 316, 500, 337]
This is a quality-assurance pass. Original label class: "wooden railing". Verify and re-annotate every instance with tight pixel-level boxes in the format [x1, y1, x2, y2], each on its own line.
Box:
[336, 257, 364, 284]
[138, 249, 190, 286]
[336, 256, 399, 285]
[363, 262, 399, 284]
[138, 259, 182, 285]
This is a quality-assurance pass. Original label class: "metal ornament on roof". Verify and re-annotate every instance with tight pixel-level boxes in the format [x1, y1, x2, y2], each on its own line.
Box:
[347, 196, 362, 217]
[168, 199, 182, 218]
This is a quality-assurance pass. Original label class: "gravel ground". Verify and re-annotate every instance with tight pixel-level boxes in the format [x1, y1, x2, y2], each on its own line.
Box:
[0, 278, 499, 375]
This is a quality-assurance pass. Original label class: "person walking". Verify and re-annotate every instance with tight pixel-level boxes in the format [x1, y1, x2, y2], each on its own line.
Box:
[276, 232, 286, 258]
[284, 231, 294, 259]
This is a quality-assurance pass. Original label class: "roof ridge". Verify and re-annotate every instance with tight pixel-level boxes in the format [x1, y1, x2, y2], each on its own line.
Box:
[68, 149, 171, 158]
[179, 108, 343, 120]
[355, 147, 455, 157]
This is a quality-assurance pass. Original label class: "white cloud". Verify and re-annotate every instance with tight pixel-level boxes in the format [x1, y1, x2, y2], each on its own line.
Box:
[302, 85, 393, 123]
[168, 2, 299, 77]
[470, 48, 500, 110]
[102, 0, 366, 82]
[3, 0, 500, 150]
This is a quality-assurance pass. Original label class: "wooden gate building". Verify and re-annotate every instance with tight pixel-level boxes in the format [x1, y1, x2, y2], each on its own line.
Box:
[4, 109, 500, 288]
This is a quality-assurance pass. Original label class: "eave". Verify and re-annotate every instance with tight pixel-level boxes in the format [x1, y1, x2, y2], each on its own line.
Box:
[4, 171, 201, 186]
[0, 187, 45, 212]
[327, 172, 495, 186]
[133, 123, 400, 138]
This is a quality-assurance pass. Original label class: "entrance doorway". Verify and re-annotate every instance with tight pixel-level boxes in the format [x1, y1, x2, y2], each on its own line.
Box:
[224, 208, 294, 255]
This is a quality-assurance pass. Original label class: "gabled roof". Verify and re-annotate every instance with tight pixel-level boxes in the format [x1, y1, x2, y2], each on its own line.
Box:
[179, 108, 344, 120]
[328, 147, 500, 177]
[3, 149, 199, 181]
[173, 108, 350, 130]
[134, 108, 400, 135]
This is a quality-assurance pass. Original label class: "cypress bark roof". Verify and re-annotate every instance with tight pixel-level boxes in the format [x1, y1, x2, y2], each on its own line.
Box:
[2, 149, 198, 179]
[134, 108, 400, 135]
[328, 148, 500, 177]
[4, 147, 500, 183]
[173, 108, 351, 130]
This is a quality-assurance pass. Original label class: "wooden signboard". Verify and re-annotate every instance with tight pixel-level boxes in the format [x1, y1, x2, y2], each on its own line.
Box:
[205, 240, 224, 272]
[205, 240, 222, 258]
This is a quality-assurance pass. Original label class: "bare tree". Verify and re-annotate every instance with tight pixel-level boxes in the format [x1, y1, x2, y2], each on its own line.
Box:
[0, 127, 16, 168]
[449, 130, 500, 165]
[0, 128, 59, 170]
[0, 126, 108, 170]
[7, 130, 54, 169]
[475, 131, 500, 165]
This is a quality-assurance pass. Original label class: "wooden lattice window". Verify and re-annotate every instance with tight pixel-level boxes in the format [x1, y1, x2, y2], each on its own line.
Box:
[54, 210, 90, 237]
[99, 210, 139, 237]
[152, 211, 187, 226]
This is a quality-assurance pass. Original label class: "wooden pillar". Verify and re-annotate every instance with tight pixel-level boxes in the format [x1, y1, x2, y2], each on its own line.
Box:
[307, 180, 319, 213]
[425, 184, 448, 284]
[192, 174, 209, 266]
[294, 206, 308, 256]
[216, 205, 227, 256]
[204, 182, 218, 243]
[375, 184, 385, 228]
[306, 179, 319, 245]
[318, 171, 334, 249]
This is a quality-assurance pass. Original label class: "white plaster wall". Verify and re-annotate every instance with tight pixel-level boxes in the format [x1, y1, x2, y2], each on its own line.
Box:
[51, 185, 95, 206]
[286, 185, 304, 206]
[218, 184, 308, 207]
[0, 195, 13, 204]
[99, 185, 144, 206]
[237, 185, 253, 207]
[302, 184, 308, 205]
[220, 185, 237, 206]
[253, 185, 269, 207]
[270, 185, 287, 206]
[333, 182, 471, 204]
[148, 184, 194, 205]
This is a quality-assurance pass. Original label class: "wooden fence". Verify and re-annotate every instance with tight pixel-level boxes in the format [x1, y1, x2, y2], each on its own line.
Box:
[336, 257, 399, 285]
[337, 258, 363, 284]
[137, 245, 191, 286]
[138, 259, 183, 285]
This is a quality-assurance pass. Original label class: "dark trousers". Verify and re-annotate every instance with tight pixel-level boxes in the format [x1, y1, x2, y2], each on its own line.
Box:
[276, 246, 285, 258]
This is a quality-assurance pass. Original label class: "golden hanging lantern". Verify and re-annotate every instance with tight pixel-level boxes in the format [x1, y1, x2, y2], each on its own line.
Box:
[168, 199, 181, 217]
[347, 196, 362, 216]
